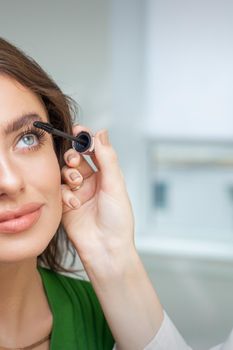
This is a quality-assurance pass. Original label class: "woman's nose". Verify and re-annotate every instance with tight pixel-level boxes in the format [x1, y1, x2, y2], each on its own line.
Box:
[0, 157, 25, 197]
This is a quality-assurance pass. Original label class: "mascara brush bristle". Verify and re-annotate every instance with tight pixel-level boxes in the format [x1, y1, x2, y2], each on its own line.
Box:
[33, 121, 54, 133]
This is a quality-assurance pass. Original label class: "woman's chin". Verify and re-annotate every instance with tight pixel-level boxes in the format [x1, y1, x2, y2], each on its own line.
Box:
[0, 237, 52, 264]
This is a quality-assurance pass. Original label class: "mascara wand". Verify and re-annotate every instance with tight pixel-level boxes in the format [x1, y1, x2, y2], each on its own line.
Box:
[33, 121, 95, 154]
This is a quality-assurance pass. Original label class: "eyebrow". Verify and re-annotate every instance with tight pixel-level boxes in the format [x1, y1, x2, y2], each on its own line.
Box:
[3, 113, 43, 136]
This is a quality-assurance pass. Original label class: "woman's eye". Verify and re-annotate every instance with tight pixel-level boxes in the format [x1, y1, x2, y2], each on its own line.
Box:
[16, 133, 39, 149]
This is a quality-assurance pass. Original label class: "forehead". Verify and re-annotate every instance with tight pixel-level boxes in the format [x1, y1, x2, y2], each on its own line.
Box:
[0, 75, 47, 128]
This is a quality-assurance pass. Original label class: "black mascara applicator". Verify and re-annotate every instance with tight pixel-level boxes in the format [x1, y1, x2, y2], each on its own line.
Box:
[33, 121, 94, 154]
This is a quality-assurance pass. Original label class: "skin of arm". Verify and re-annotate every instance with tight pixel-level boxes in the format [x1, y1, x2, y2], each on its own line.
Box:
[84, 247, 164, 350]
[61, 126, 164, 350]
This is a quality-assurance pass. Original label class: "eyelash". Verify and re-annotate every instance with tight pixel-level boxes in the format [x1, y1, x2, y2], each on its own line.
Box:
[17, 126, 47, 152]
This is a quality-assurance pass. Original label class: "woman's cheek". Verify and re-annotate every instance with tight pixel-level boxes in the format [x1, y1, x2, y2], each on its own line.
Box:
[29, 151, 62, 203]
[33, 153, 63, 238]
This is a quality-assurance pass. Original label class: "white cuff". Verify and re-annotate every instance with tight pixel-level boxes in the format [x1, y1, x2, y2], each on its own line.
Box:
[112, 310, 192, 350]
[143, 311, 192, 350]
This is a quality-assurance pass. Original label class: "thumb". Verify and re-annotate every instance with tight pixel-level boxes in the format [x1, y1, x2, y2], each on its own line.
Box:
[94, 129, 125, 194]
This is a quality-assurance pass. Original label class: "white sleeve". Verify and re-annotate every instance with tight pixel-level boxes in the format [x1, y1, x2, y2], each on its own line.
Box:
[112, 310, 227, 350]
[112, 311, 192, 350]
[142, 311, 192, 350]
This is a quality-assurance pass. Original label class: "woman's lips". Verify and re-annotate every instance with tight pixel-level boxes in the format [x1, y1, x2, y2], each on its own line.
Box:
[0, 203, 43, 234]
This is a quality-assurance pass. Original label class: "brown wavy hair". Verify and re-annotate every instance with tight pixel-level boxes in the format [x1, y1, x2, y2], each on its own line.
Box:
[0, 37, 79, 273]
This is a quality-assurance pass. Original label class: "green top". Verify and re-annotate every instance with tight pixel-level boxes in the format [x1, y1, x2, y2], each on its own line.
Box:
[37, 266, 115, 350]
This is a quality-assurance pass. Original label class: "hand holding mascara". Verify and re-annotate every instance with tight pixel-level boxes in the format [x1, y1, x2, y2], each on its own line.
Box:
[33, 121, 95, 154]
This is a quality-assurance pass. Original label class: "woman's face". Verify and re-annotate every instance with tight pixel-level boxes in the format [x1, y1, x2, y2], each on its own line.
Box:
[0, 75, 62, 263]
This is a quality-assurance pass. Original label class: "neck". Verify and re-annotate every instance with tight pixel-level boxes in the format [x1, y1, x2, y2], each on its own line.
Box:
[0, 259, 52, 348]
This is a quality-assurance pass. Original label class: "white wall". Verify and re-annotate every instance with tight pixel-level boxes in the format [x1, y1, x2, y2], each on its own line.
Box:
[144, 0, 233, 139]
[109, 0, 147, 234]
[141, 253, 233, 349]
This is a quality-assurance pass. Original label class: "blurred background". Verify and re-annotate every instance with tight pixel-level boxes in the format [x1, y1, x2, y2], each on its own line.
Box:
[1, 0, 233, 348]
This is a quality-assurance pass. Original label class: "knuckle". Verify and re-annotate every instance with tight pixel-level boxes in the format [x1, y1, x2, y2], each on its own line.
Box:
[108, 148, 118, 163]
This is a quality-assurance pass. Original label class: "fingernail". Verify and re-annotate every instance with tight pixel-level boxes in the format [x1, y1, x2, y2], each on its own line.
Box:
[69, 197, 80, 209]
[99, 130, 110, 145]
[70, 172, 80, 181]
[67, 154, 76, 163]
